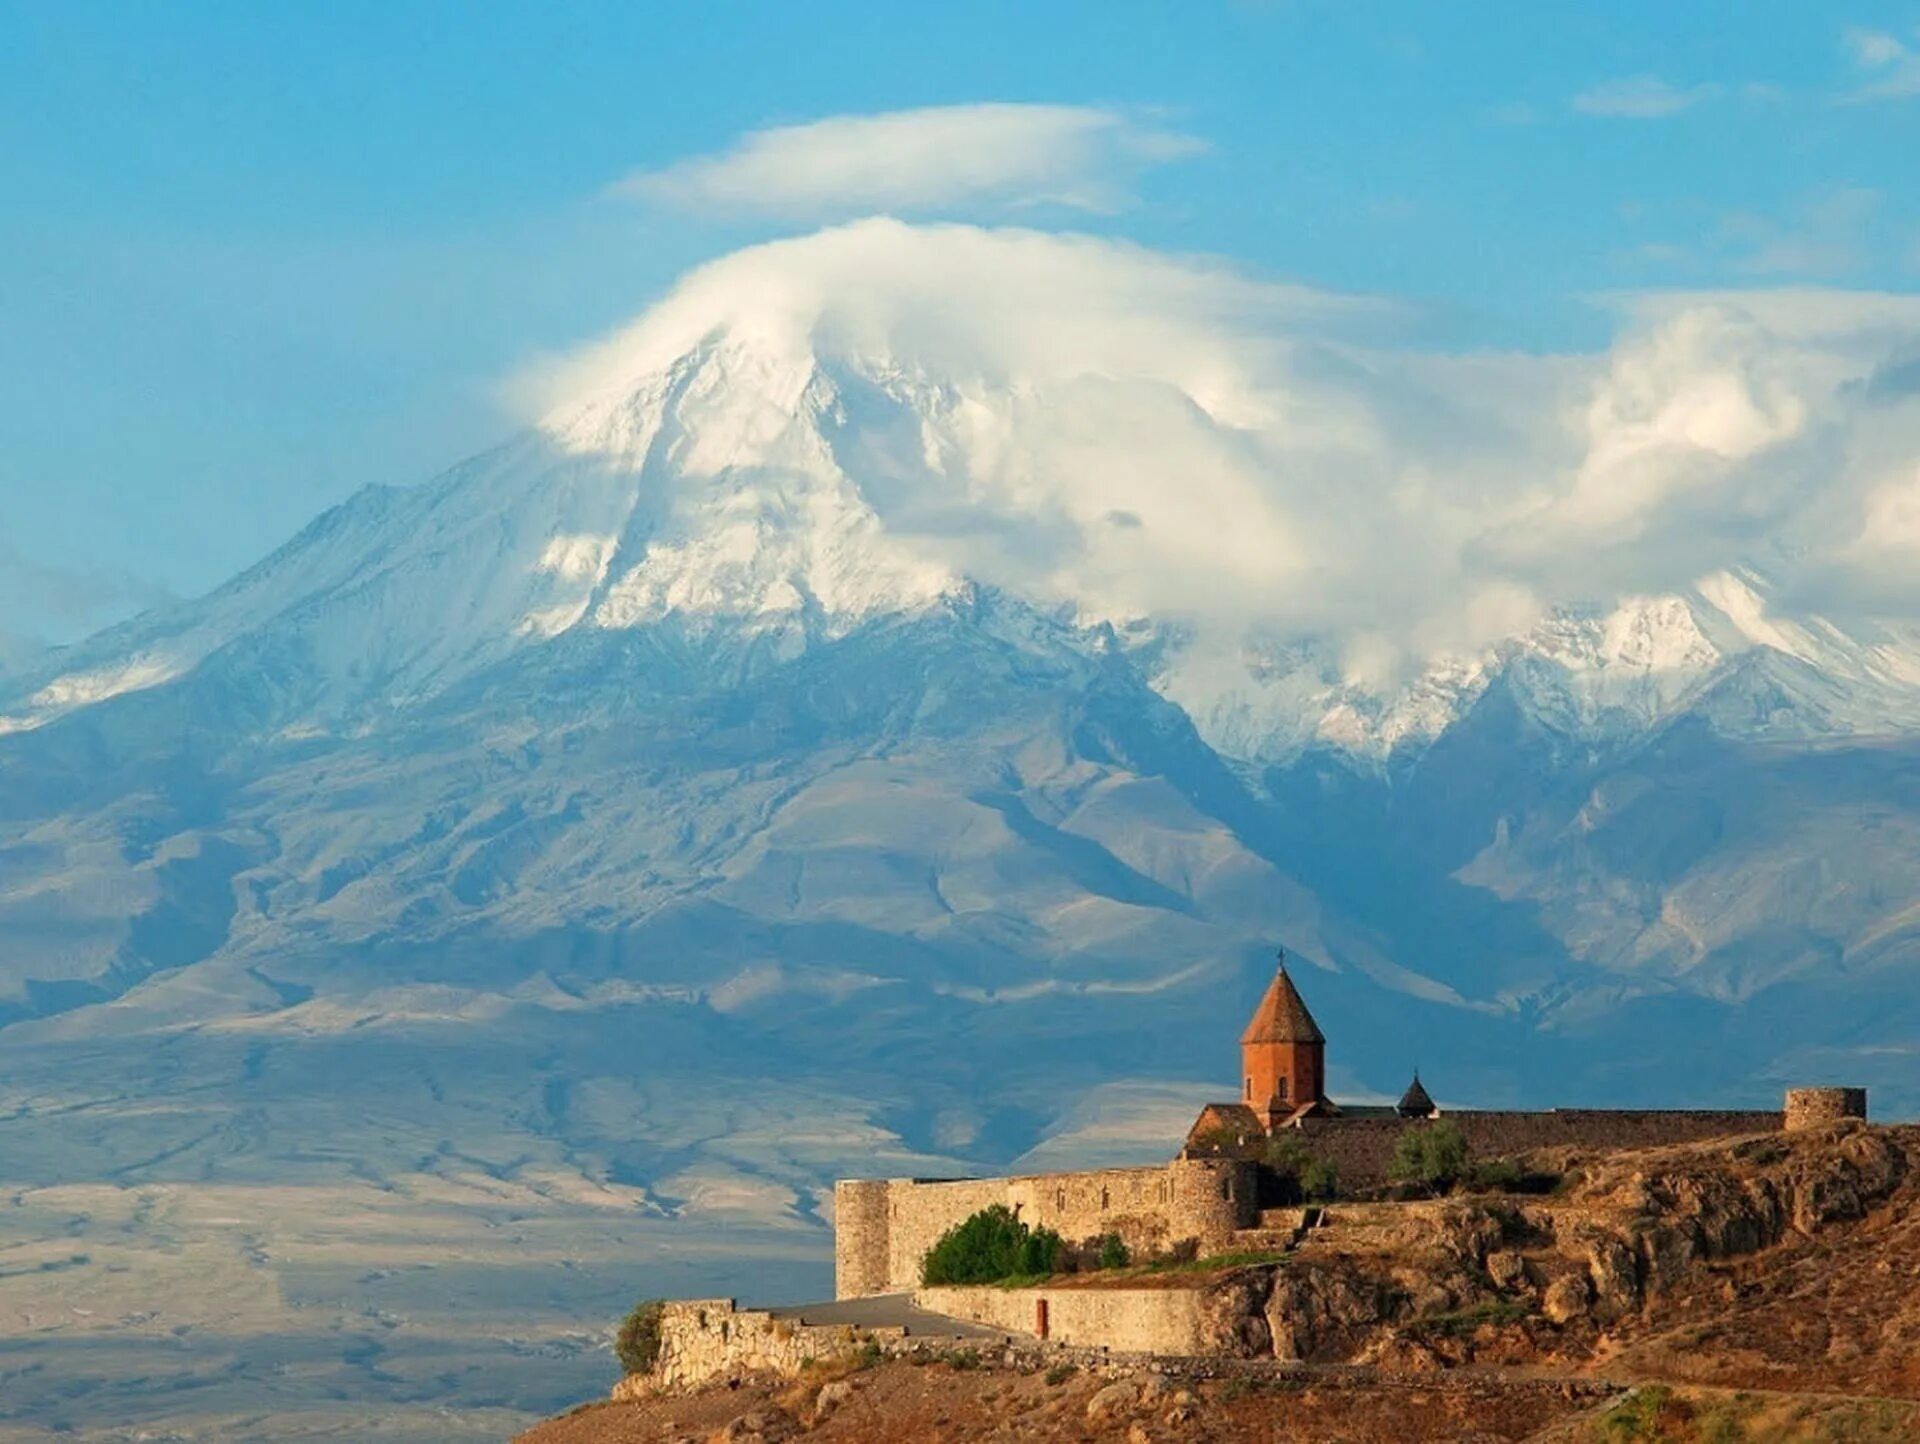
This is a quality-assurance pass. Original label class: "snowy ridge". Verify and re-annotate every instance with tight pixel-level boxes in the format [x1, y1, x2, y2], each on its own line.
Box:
[1156, 570, 1920, 768]
[9, 220, 1920, 764]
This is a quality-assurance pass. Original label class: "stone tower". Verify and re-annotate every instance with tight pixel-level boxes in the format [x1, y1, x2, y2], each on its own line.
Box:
[1240, 956, 1326, 1128]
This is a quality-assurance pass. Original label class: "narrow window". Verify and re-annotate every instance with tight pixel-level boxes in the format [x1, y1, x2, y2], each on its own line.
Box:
[1055, 1187, 1065, 1211]
[1101, 1187, 1110, 1211]
[1244, 1076, 1251, 1099]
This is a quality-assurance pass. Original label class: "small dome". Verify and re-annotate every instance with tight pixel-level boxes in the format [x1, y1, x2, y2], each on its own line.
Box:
[1396, 1072, 1436, 1118]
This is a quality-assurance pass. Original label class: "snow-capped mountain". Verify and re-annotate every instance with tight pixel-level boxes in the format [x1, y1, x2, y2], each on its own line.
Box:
[12, 234, 1919, 772]
[2, 227, 1918, 1418]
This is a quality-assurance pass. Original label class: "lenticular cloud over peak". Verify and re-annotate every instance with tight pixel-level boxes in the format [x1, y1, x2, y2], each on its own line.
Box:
[520, 218, 1363, 422]
[515, 219, 1920, 684]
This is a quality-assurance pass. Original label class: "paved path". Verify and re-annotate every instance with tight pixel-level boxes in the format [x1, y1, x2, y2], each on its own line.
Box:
[767, 1293, 1002, 1339]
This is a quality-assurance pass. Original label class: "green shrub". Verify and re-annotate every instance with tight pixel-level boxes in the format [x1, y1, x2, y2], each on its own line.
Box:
[1044, 1363, 1076, 1386]
[1263, 1133, 1312, 1176]
[614, 1299, 665, 1375]
[1022, 1225, 1064, 1276]
[1263, 1133, 1341, 1204]
[1097, 1233, 1130, 1270]
[1389, 1120, 1470, 1195]
[1598, 1385, 1685, 1441]
[1466, 1157, 1523, 1192]
[1463, 1157, 1561, 1195]
[921, 1205, 1064, 1286]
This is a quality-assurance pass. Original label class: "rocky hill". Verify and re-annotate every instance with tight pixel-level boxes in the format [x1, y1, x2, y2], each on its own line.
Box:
[522, 1123, 1920, 1442]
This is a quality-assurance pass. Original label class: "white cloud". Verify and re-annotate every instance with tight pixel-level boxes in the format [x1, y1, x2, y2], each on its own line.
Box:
[517, 221, 1920, 697]
[1571, 75, 1722, 118]
[609, 104, 1205, 219]
[1845, 26, 1920, 100]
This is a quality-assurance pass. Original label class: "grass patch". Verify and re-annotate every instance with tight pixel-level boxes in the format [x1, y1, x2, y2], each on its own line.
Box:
[1138, 1247, 1292, 1276]
[1593, 1386, 1691, 1441]
[986, 1246, 1291, 1287]
[1403, 1299, 1532, 1339]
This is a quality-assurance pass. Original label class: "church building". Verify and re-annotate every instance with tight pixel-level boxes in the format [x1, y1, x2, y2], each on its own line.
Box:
[1182, 956, 1432, 1154]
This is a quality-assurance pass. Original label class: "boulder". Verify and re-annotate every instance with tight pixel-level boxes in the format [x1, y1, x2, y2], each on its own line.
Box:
[1542, 1274, 1591, 1326]
[1086, 1381, 1137, 1421]
[1583, 1235, 1641, 1310]
[1265, 1265, 1391, 1362]
[811, 1379, 855, 1423]
[1486, 1251, 1527, 1290]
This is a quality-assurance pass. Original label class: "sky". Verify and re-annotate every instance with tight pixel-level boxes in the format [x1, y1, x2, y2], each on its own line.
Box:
[2, 0, 1918, 649]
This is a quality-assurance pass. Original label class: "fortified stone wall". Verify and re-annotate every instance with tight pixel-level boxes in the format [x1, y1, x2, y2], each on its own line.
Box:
[1785, 1088, 1868, 1130]
[641, 1299, 897, 1392]
[832, 1180, 895, 1299]
[835, 1157, 1256, 1299]
[915, 1283, 1216, 1354]
[1288, 1108, 1784, 1189]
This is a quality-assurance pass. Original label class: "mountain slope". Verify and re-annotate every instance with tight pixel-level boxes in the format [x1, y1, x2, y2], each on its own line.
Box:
[2, 216, 1918, 1440]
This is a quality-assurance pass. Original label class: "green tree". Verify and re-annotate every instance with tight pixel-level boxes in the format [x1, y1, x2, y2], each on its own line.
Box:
[1019, 1225, 1064, 1276]
[1097, 1232, 1130, 1270]
[1389, 1120, 1470, 1195]
[615, 1299, 665, 1375]
[922, 1206, 1064, 1285]
[1263, 1133, 1312, 1178]
[1264, 1133, 1338, 1204]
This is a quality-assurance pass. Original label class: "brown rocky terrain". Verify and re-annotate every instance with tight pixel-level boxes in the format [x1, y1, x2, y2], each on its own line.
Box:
[519, 1358, 1611, 1444]
[521, 1123, 1920, 1442]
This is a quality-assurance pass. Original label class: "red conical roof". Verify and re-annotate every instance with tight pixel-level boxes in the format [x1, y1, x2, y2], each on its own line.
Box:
[1240, 966, 1325, 1045]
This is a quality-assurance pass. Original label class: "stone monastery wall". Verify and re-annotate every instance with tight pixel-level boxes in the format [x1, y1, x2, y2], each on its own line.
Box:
[1291, 1108, 1786, 1189]
[915, 1283, 1215, 1355]
[834, 1157, 1255, 1298]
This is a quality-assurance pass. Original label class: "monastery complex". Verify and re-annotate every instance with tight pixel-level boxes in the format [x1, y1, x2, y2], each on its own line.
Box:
[834, 958, 1867, 1298]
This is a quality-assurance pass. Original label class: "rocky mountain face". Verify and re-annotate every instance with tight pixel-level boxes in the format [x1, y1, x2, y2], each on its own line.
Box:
[1, 227, 1918, 1437]
[1190, 1122, 1920, 1377]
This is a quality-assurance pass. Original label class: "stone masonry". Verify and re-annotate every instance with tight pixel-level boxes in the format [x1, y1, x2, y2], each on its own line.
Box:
[835, 1157, 1254, 1298]
[1785, 1087, 1869, 1131]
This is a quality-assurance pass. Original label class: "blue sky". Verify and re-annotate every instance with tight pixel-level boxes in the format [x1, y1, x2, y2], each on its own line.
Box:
[2, 1, 1917, 645]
